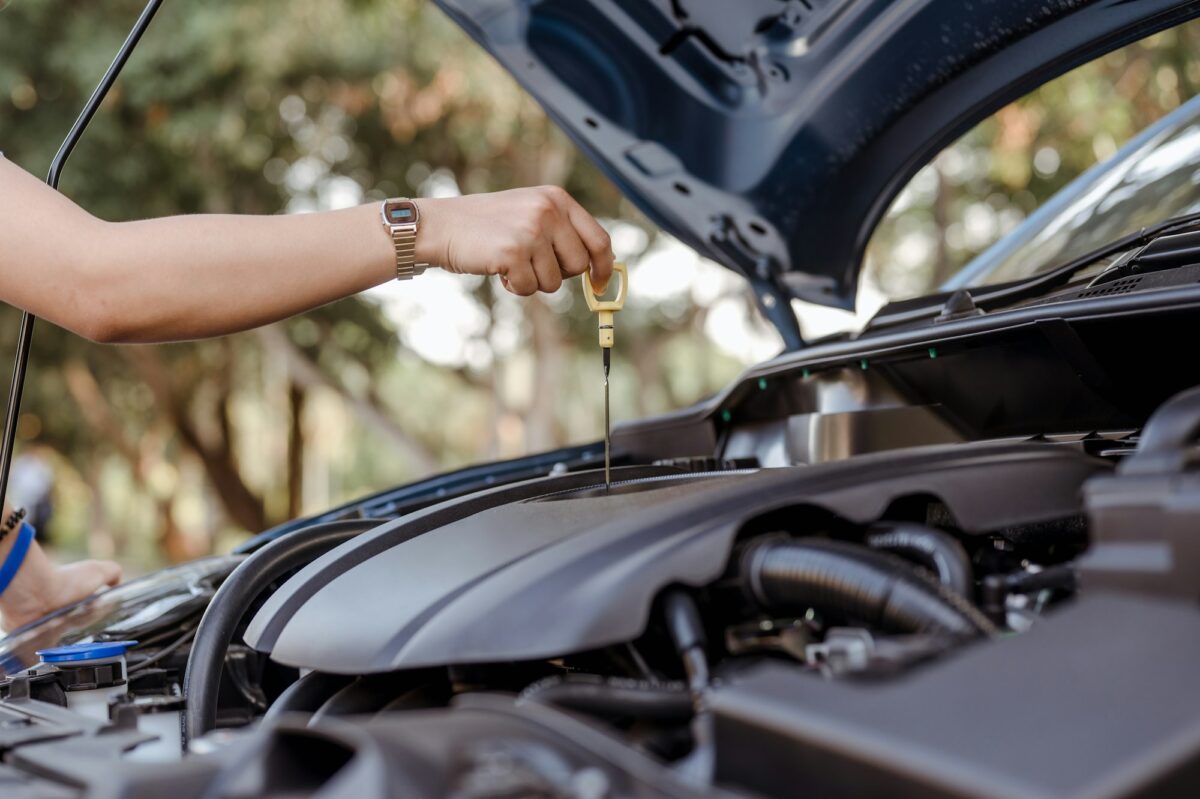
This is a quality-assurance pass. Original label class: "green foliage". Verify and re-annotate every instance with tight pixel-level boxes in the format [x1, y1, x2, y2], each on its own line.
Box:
[865, 22, 1200, 299]
[0, 0, 747, 567]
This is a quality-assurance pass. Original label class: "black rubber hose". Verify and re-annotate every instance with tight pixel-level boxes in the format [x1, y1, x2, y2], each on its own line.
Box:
[662, 590, 708, 694]
[519, 675, 694, 722]
[262, 670, 354, 724]
[662, 590, 714, 785]
[866, 523, 973, 596]
[309, 672, 443, 724]
[743, 538, 994, 638]
[183, 518, 380, 742]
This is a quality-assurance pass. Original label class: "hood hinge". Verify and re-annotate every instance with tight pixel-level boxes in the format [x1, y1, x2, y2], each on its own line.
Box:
[710, 216, 805, 351]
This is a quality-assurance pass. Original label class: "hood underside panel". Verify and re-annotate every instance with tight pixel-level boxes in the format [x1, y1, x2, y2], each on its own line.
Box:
[433, 0, 1200, 311]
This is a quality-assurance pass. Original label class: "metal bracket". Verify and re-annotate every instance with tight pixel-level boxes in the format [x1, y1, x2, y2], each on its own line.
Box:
[709, 216, 805, 351]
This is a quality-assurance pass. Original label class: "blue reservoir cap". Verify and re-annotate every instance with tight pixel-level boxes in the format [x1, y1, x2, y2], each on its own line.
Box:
[36, 640, 138, 664]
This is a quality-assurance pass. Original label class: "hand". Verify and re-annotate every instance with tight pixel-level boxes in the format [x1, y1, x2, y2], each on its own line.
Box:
[0, 540, 121, 632]
[414, 186, 614, 296]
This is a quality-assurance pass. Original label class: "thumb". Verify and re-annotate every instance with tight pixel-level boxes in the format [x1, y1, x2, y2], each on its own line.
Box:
[90, 559, 123, 588]
[56, 559, 122, 603]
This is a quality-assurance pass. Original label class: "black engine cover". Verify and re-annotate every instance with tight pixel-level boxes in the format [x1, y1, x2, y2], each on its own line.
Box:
[245, 442, 1103, 674]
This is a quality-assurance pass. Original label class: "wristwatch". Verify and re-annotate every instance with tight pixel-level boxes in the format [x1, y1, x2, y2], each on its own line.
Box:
[380, 198, 429, 280]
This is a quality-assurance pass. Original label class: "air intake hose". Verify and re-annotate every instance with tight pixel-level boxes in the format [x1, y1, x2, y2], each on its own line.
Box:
[742, 538, 994, 638]
[520, 676, 693, 722]
[866, 523, 973, 596]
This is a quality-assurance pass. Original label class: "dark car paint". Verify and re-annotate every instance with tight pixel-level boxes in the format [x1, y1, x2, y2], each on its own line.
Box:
[235, 442, 606, 553]
[614, 284, 1200, 462]
[0, 556, 239, 679]
[432, 0, 1200, 321]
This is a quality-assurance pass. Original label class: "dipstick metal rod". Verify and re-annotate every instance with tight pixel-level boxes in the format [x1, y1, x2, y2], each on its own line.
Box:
[582, 263, 627, 493]
[603, 347, 611, 489]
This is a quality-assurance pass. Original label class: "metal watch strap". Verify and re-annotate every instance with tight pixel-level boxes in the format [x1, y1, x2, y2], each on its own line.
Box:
[389, 223, 421, 280]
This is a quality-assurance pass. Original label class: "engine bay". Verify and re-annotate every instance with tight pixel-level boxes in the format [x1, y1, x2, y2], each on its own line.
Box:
[6, 381, 1200, 798]
[5, 296, 1200, 798]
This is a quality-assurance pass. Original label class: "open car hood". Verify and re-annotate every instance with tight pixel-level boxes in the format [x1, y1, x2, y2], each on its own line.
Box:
[432, 0, 1200, 330]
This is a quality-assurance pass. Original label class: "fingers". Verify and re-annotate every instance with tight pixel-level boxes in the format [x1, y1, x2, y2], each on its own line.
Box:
[94, 559, 123, 587]
[550, 217, 591, 281]
[531, 241, 563, 294]
[50, 559, 122, 612]
[502, 260, 539, 296]
[70, 559, 122, 591]
[547, 187, 613, 285]
[462, 185, 613, 296]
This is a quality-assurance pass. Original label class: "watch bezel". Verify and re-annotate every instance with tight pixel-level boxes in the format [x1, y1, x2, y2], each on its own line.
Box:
[381, 198, 420, 229]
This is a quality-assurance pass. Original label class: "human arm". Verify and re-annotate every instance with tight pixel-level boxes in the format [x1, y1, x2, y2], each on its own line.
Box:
[0, 505, 120, 632]
[0, 157, 613, 343]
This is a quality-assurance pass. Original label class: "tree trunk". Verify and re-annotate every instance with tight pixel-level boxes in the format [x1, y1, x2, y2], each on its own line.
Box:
[525, 298, 566, 451]
[255, 325, 439, 474]
[931, 156, 955, 288]
[121, 347, 268, 534]
[516, 127, 575, 451]
[62, 359, 187, 558]
[287, 381, 306, 518]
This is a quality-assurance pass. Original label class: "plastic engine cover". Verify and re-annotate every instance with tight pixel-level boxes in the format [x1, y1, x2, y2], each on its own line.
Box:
[245, 443, 1104, 675]
[250, 473, 752, 672]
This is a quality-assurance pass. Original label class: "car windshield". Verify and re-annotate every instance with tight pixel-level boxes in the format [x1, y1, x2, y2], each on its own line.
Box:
[948, 93, 1200, 289]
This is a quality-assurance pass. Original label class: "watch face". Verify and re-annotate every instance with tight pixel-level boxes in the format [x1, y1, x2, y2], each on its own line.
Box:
[384, 200, 418, 225]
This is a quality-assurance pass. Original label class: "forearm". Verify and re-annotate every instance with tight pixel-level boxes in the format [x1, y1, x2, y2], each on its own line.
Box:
[0, 502, 17, 571]
[0, 504, 48, 629]
[0, 157, 433, 343]
[86, 204, 405, 342]
[0, 533, 53, 629]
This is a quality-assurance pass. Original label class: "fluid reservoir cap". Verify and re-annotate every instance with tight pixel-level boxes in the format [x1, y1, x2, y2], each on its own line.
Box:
[36, 640, 138, 664]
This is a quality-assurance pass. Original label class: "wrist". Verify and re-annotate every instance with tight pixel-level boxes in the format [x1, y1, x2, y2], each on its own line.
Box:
[0, 535, 54, 631]
[411, 197, 449, 269]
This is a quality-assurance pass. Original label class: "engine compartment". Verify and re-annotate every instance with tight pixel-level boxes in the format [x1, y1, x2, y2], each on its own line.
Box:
[245, 441, 1097, 675]
[4, 385, 1200, 798]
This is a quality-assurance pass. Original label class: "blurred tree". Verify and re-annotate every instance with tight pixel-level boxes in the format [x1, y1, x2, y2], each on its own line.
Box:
[0, 0, 755, 566]
[865, 22, 1200, 301]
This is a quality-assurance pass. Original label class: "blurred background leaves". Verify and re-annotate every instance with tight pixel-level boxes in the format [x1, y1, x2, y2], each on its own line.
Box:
[864, 23, 1200, 302]
[0, 2, 1196, 571]
[0, 0, 766, 569]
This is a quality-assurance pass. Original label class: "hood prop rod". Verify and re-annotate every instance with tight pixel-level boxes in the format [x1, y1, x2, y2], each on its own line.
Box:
[0, 0, 166, 513]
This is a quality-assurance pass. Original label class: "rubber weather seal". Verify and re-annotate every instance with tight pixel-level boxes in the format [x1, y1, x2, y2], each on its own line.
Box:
[0, 0, 165, 511]
[526, 469, 758, 502]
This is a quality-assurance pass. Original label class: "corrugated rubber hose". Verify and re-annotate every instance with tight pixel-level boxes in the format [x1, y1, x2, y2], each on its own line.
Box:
[866, 523, 973, 596]
[742, 538, 996, 638]
[519, 675, 694, 721]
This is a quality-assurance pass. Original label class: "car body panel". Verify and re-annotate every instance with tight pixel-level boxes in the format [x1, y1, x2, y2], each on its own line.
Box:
[0, 556, 239, 680]
[432, 0, 1200, 318]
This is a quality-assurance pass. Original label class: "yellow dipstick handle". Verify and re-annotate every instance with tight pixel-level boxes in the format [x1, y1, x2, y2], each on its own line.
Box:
[583, 262, 627, 348]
